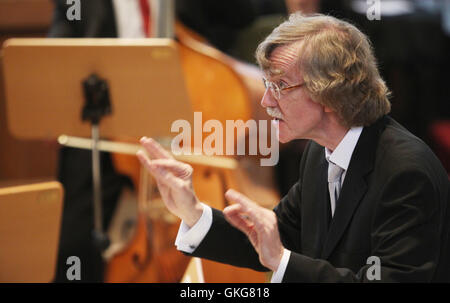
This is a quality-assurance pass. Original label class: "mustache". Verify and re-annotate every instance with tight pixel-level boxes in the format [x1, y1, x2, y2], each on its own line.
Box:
[266, 107, 283, 120]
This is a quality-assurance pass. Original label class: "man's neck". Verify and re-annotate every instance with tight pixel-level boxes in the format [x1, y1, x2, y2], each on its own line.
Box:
[310, 115, 349, 152]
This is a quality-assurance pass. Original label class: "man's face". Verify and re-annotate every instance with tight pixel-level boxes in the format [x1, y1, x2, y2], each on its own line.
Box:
[262, 43, 326, 143]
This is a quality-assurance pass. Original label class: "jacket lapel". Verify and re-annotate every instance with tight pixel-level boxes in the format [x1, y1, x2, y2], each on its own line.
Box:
[317, 156, 331, 254]
[321, 116, 388, 259]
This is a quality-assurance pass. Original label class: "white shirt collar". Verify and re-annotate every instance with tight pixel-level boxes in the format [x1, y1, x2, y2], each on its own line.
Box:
[325, 126, 363, 171]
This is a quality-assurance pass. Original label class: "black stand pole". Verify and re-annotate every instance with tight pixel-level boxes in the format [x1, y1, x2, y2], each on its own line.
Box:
[82, 74, 112, 253]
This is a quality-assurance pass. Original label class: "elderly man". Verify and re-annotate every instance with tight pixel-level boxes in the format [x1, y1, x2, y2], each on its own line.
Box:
[137, 13, 450, 282]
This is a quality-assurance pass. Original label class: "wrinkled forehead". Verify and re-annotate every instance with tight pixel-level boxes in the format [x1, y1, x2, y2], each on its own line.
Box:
[266, 40, 304, 78]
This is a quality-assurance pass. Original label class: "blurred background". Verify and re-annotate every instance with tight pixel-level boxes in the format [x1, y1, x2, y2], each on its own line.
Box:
[1, 0, 449, 187]
[0, 0, 449, 282]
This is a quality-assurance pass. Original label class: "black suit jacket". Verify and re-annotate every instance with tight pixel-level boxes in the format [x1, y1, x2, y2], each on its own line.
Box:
[190, 116, 450, 282]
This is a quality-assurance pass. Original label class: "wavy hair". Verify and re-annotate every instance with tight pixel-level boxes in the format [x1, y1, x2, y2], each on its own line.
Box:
[256, 13, 391, 127]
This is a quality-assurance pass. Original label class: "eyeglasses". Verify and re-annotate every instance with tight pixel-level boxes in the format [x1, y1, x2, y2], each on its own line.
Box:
[263, 78, 305, 101]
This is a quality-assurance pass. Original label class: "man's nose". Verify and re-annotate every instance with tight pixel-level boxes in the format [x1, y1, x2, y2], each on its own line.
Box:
[261, 89, 278, 108]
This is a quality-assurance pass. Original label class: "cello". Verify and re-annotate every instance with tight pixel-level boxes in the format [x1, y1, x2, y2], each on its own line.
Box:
[104, 0, 279, 283]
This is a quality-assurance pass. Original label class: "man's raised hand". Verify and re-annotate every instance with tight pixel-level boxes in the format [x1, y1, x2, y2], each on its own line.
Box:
[136, 137, 203, 227]
[224, 189, 284, 271]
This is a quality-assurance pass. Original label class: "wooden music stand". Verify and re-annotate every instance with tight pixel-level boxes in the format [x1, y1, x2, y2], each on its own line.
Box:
[2, 38, 193, 253]
[2, 38, 192, 140]
[0, 182, 64, 283]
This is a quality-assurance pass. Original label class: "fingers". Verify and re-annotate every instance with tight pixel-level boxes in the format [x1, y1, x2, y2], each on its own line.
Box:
[137, 150, 185, 189]
[140, 137, 173, 160]
[223, 204, 252, 232]
[150, 159, 193, 179]
[137, 149, 193, 179]
[225, 189, 260, 221]
[136, 149, 152, 170]
[224, 190, 283, 271]
[223, 204, 258, 245]
[225, 189, 256, 208]
[225, 189, 277, 232]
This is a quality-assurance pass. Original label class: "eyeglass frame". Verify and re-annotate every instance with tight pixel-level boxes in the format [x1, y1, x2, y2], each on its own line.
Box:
[262, 78, 305, 101]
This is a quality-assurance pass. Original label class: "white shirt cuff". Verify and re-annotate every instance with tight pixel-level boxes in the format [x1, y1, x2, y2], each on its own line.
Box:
[270, 249, 291, 283]
[175, 203, 213, 253]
